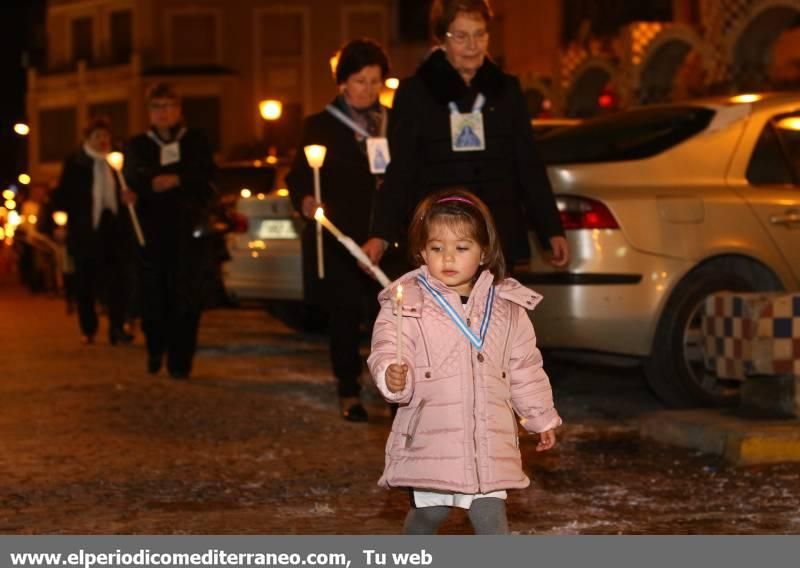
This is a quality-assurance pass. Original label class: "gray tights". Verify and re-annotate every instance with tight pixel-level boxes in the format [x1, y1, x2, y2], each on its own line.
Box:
[402, 498, 509, 535]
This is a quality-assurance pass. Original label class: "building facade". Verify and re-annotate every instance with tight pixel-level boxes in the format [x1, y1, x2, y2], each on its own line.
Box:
[28, 0, 434, 183]
[27, 0, 800, 183]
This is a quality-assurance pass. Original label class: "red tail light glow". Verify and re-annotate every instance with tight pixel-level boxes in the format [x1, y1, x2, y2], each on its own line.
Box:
[557, 196, 619, 230]
[230, 211, 249, 233]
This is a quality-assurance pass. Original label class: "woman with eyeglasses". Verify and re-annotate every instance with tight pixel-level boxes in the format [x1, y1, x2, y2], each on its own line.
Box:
[363, 0, 569, 273]
[123, 83, 216, 379]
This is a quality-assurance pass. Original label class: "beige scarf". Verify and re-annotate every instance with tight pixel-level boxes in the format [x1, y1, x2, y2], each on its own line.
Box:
[83, 142, 118, 229]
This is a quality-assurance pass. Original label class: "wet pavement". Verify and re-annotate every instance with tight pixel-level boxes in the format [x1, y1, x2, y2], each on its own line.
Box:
[1, 282, 799, 534]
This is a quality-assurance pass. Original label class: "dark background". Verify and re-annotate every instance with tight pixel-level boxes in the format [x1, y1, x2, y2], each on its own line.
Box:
[0, 2, 46, 191]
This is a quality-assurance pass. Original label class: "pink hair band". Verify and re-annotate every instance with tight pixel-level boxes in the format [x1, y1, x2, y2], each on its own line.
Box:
[436, 196, 473, 206]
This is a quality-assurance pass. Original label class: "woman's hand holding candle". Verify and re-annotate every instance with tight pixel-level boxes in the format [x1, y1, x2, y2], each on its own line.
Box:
[314, 208, 390, 287]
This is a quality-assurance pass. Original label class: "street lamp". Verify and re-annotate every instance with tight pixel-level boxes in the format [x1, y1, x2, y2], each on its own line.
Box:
[380, 78, 399, 108]
[776, 117, 800, 131]
[13, 123, 30, 136]
[259, 100, 282, 121]
[259, 99, 283, 158]
[18, 174, 30, 185]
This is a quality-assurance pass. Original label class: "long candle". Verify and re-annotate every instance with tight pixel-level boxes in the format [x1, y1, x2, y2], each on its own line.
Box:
[313, 167, 324, 279]
[305, 145, 327, 280]
[395, 285, 404, 365]
[314, 208, 390, 287]
[107, 162, 146, 247]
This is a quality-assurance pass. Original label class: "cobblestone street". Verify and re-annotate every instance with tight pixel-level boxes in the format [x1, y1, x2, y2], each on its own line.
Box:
[2, 282, 800, 534]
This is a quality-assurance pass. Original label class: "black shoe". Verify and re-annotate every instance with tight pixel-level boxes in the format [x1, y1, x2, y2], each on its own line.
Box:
[342, 402, 368, 423]
[147, 358, 162, 374]
[109, 328, 134, 346]
[169, 371, 189, 380]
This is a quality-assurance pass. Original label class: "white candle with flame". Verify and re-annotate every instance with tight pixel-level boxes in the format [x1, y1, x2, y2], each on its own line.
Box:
[52, 211, 68, 227]
[106, 151, 124, 173]
[105, 152, 145, 246]
[304, 145, 327, 279]
[314, 207, 390, 288]
[395, 285, 404, 365]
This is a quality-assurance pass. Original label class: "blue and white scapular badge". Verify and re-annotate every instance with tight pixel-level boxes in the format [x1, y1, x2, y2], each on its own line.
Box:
[326, 104, 391, 174]
[449, 93, 486, 152]
[366, 137, 390, 174]
[417, 275, 495, 351]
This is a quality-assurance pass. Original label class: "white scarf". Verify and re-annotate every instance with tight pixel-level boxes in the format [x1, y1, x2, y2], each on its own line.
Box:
[83, 142, 118, 229]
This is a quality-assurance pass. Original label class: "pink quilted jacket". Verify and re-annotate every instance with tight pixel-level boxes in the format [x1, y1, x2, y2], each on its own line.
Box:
[368, 266, 561, 494]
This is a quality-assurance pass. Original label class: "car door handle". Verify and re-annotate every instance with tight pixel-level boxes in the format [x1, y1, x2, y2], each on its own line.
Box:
[769, 209, 800, 226]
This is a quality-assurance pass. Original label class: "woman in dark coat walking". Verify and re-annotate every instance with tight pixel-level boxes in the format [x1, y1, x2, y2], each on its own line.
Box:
[123, 83, 216, 379]
[52, 117, 136, 345]
[286, 39, 393, 422]
[363, 0, 569, 271]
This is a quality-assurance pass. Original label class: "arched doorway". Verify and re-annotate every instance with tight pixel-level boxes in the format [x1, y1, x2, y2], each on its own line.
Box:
[565, 62, 614, 118]
[639, 39, 692, 104]
[732, 2, 800, 90]
[519, 75, 554, 117]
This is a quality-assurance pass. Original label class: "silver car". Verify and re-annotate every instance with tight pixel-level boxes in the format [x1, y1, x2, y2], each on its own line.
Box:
[525, 93, 800, 407]
[220, 162, 304, 302]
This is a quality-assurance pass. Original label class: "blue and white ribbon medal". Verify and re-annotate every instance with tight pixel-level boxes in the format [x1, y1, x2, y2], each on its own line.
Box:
[325, 104, 390, 174]
[449, 93, 486, 152]
[417, 275, 495, 350]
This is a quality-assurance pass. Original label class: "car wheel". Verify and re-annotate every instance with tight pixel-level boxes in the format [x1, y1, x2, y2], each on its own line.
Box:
[644, 259, 781, 408]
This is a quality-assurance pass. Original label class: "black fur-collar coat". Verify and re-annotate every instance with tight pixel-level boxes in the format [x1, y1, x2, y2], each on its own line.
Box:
[370, 48, 564, 263]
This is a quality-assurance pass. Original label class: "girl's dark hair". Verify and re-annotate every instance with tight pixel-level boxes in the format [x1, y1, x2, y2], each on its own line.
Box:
[408, 188, 505, 283]
[334, 38, 390, 84]
[83, 116, 112, 138]
[429, 0, 493, 43]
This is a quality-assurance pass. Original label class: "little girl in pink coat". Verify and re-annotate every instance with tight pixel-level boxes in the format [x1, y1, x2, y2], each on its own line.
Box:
[368, 188, 561, 534]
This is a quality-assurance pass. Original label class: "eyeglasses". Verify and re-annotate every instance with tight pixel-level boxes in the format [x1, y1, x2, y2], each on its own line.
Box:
[445, 29, 489, 45]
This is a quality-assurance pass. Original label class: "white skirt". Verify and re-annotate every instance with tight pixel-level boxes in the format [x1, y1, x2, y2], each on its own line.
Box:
[413, 489, 507, 509]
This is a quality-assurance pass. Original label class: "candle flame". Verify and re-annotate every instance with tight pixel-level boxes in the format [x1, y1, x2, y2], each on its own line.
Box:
[52, 211, 68, 226]
[314, 207, 325, 221]
[396, 284, 403, 301]
[106, 152, 124, 171]
[304, 145, 327, 168]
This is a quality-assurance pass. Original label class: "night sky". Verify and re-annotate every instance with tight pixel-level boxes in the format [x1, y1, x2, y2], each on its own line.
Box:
[0, 2, 46, 191]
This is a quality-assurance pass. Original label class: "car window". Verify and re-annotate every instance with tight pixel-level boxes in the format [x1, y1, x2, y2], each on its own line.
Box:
[537, 106, 715, 164]
[747, 113, 800, 186]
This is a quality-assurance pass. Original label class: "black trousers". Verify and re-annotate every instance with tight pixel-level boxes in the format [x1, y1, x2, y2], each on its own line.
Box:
[322, 255, 381, 398]
[140, 253, 203, 375]
[73, 213, 130, 338]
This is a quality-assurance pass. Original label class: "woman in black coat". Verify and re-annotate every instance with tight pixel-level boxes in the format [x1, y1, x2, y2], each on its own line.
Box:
[363, 0, 569, 271]
[52, 117, 135, 345]
[123, 83, 216, 379]
[286, 39, 393, 422]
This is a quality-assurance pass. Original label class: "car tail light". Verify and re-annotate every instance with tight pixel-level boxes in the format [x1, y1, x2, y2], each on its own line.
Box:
[556, 196, 619, 230]
[229, 211, 249, 233]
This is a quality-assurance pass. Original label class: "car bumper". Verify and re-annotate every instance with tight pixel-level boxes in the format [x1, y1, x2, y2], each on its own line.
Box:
[223, 239, 303, 301]
[521, 230, 692, 357]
